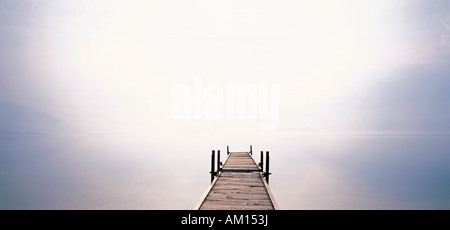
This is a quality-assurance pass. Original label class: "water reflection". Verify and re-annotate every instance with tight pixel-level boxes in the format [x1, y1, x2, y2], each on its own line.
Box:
[1, 134, 449, 209]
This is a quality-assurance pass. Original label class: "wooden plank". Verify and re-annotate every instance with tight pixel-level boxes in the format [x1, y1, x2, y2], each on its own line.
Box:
[206, 194, 271, 201]
[208, 190, 269, 196]
[215, 179, 262, 184]
[210, 186, 268, 192]
[200, 204, 275, 210]
[219, 172, 261, 177]
[216, 177, 263, 182]
[218, 177, 261, 181]
[201, 199, 273, 206]
[214, 183, 265, 187]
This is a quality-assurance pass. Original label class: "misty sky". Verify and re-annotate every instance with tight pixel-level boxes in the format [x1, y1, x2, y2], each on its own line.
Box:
[1, 1, 450, 210]
[1, 0, 449, 136]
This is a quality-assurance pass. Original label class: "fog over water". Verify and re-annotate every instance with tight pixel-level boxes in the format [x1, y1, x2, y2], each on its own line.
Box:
[1, 1, 450, 209]
[1, 133, 450, 209]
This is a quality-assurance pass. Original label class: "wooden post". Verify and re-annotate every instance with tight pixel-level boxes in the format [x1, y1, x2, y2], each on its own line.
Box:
[250, 145, 252, 155]
[265, 151, 270, 184]
[210, 150, 215, 183]
[217, 150, 221, 172]
[260, 151, 264, 171]
[227, 146, 229, 155]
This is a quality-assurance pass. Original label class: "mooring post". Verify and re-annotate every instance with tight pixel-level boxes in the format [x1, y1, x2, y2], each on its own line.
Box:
[227, 146, 229, 155]
[210, 150, 215, 183]
[217, 150, 221, 172]
[260, 151, 264, 171]
[250, 145, 253, 155]
[265, 151, 270, 184]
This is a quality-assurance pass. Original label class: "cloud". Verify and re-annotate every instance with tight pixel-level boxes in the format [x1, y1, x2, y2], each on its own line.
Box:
[285, 63, 450, 134]
[440, 14, 450, 31]
[412, 4, 450, 63]
[351, 64, 450, 133]
[0, 101, 73, 134]
[439, 14, 450, 51]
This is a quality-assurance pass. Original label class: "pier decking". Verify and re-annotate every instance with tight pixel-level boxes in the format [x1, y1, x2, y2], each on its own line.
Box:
[195, 147, 278, 210]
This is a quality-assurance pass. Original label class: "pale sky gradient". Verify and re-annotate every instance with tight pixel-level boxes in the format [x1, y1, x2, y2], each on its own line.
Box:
[2, 0, 450, 210]
[2, 0, 449, 137]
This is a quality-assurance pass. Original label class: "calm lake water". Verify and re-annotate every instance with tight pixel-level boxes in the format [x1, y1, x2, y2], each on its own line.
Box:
[1, 133, 450, 209]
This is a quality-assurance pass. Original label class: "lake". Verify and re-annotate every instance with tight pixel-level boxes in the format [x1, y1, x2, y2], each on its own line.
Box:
[1, 133, 449, 209]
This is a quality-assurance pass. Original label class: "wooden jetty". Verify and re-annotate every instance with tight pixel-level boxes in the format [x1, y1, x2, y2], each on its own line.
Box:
[195, 146, 279, 210]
